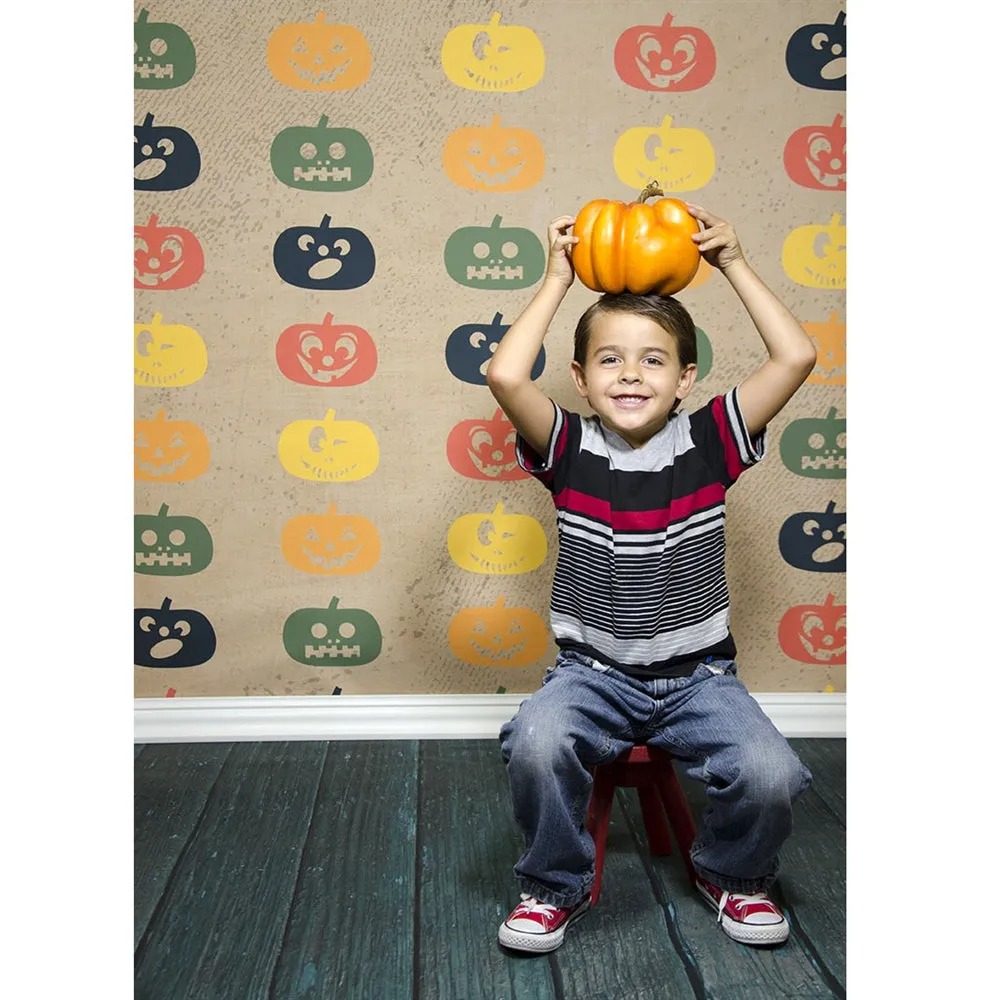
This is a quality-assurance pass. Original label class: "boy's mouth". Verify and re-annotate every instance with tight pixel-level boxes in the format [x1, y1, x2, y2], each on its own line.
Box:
[611, 394, 650, 409]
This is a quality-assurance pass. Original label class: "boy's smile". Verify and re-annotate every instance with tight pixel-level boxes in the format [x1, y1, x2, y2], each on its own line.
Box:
[570, 312, 697, 449]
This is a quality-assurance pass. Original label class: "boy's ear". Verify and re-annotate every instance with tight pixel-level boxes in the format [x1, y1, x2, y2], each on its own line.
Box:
[674, 363, 698, 400]
[569, 360, 590, 398]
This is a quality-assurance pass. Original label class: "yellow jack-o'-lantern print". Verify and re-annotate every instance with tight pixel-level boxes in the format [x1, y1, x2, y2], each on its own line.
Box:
[447, 502, 547, 574]
[134, 313, 207, 387]
[441, 12, 545, 92]
[613, 114, 715, 193]
[278, 408, 379, 483]
[782, 214, 847, 289]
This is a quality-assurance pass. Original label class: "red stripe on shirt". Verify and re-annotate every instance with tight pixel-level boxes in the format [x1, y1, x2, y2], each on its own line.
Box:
[711, 395, 744, 482]
[554, 482, 725, 531]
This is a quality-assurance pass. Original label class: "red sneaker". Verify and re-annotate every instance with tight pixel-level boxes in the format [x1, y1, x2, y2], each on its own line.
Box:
[695, 877, 789, 945]
[497, 892, 590, 953]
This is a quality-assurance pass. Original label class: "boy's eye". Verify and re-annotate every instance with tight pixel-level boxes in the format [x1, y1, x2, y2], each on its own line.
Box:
[643, 357, 663, 365]
[599, 356, 619, 365]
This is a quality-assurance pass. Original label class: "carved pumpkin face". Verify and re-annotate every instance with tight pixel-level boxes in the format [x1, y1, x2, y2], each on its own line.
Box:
[135, 597, 216, 667]
[267, 12, 372, 90]
[804, 312, 845, 384]
[447, 408, 530, 481]
[282, 596, 383, 665]
[134, 113, 200, 191]
[778, 594, 846, 664]
[442, 115, 544, 192]
[273, 214, 375, 290]
[780, 407, 846, 479]
[278, 408, 379, 483]
[134, 215, 205, 290]
[280, 504, 381, 575]
[134, 8, 196, 89]
[785, 11, 846, 91]
[448, 596, 548, 666]
[134, 504, 213, 576]
[134, 410, 211, 482]
[134, 313, 207, 387]
[784, 114, 846, 191]
[445, 312, 544, 386]
[444, 215, 545, 289]
[778, 501, 846, 574]
[613, 114, 715, 193]
[614, 13, 716, 92]
[275, 313, 377, 387]
[447, 502, 548, 574]
[782, 215, 847, 289]
[270, 115, 374, 191]
[441, 12, 545, 92]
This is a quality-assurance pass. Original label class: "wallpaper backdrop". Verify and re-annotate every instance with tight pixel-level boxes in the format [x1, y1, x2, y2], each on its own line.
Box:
[133, 0, 847, 698]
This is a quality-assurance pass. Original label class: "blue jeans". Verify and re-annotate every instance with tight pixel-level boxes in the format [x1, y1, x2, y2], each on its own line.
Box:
[499, 650, 812, 907]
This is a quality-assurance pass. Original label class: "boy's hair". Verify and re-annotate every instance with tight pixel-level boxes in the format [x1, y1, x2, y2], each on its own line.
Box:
[572, 293, 698, 370]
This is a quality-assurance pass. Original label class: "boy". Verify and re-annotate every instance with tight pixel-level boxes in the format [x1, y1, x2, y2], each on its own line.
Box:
[486, 205, 818, 953]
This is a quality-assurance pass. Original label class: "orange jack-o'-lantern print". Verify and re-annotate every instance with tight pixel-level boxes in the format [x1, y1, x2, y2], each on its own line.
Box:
[280, 503, 381, 575]
[778, 593, 846, 665]
[448, 596, 548, 666]
[134, 410, 210, 482]
[784, 114, 846, 191]
[447, 408, 529, 481]
[134, 214, 204, 290]
[266, 12, 372, 91]
[613, 13, 716, 92]
[805, 312, 846, 385]
[275, 313, 377, 387]
[442, 115, 544, 192]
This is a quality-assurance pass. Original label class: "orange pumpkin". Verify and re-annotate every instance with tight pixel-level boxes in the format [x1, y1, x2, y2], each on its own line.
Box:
[805, 311, 846, 385]
[266, 12, 371, 91]
[134, 409, 210, 482]
[448, 596, 548, 666]
[280, 503, 380, 575]
[572, 181, 701, 295]
[442, 114, 544, 192]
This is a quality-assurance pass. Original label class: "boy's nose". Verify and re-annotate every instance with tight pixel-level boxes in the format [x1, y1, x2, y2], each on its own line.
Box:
[618, 370, 641, 383]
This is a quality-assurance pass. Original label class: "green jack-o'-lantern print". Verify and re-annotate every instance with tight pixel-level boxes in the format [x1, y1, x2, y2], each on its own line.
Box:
[270, 115, 374, 191]
[780, 407, 846, 478]
[134, 503, 213, 575]
[134, 9, 196, 89]
[444, 215, 545, 289]
[282, 596, 383, 665]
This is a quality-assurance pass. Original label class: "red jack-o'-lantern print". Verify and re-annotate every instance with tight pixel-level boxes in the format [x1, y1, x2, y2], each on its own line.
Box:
[275, 312, 377, 387]
[614, 13, 716, 92]
[447, 408, 529, 481]
[778, 593, 846, 665]
[784, 114, 846, 191]
[134, 214, 204, 290]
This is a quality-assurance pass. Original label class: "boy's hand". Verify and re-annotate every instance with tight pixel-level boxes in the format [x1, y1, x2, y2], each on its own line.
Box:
[545, 216, 578, 288]
[686, 204, 746, 272]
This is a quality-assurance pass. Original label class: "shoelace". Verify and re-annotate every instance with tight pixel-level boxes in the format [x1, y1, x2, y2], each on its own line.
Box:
[515, 893, 558, 919]
[714, 890, 772, 923]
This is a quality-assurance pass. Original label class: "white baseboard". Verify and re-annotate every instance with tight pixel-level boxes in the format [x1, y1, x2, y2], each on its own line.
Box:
[134, 692, 845, 743]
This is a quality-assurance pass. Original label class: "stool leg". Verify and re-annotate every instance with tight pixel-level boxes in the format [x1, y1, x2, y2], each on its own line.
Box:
[654, 765, 699, 885]
[636, 784, 673, 856]
[585, 769, 615, 906]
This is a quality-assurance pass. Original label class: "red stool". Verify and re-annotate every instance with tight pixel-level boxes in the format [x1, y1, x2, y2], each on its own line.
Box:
[585, 746, 698, 905]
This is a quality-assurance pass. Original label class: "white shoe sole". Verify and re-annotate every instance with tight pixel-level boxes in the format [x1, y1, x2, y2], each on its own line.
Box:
[696, 882, 790, 946]
[497, 897, 590, 953]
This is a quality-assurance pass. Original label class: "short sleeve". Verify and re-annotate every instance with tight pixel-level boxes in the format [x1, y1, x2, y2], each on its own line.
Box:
[687, 386, 767, 488]
[514, 400, 574, 493]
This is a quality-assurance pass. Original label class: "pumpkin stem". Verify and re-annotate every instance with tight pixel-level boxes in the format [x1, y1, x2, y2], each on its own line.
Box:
[147, 214, 159, 227]
[326, 503, 338, 514]
[160, 597, 172, 611]
[660, 14, 674, 27]
[324, 409, 337, 423]
[323, 312, 335, 325]
[829, 311, 839, 323]
[826, 407, 839, 420]
[327, 596, 341, 610]
[152, 312, 163, 324]
[823, 593, 838, 608]
[489, 114, 502, 128]
[824, 500, 837, 514]
[142, 112, 155, 127]
[155, 409, 166, 420]
[489, 12, 502, 27]
[491, 311, 504, 326]
[157, 503, 169, 516]
[316, 12, 327, 24]
[317, 115, 329, 129]
[637, 180, 665, 203]
[832, 114, 843, 128]
[492, 503, 505, 516]
[490, 215, 503, 228]
[137, 9, 149, 25]
[320, 214, 332, 228]
[495, 596, 506, 608]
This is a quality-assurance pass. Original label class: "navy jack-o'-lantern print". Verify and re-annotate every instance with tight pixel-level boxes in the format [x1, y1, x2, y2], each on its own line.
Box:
[785, 11, 846, 90]
[446, 311, 545, 385]
[273, 214, 375, 290]
[778, 501, 846, 573]
[134, 113, 201, 191]
[135, 596, 216, 667]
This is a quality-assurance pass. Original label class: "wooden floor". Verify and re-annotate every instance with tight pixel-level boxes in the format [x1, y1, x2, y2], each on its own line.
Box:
[135, 738, 845, 1000]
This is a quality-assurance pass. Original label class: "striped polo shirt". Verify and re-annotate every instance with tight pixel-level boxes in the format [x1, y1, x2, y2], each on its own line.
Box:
[516, 387, 766, 678]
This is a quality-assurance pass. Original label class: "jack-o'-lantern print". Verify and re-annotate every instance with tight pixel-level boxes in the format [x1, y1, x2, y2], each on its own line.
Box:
[786, 11, 846, 91]
[134, 313, 207, 387]
[278, 408, 379, 483]
[780, 407, 846, 479]
[804, 312, 845, 384]
[280, 503, 381, 575]
[782, 215, 846, 289]
[448, 596, 548, 666]
[694, 327, 713, 382]
[446, 312, 545, 385]
[267, 12, 372, 91]
[778, 594, 846, 665]
[447, 502, 547, 574]
[134, 9, 196, 89]
[134, 410, 211, 482]
[784, 115, 846, 191]
[613, 114, 715, 193]
[270, 115, 374, 192]
[444, 216, 545, 289]
[613, 13, 716, 92]
[134, 113, 200, 191]
[134, 214, 204, 290]
[447, 408, 530, 481]
[135, 597, 216, 667]
[441, 12, 545, 92]
[275, 313, 377, 387]
[442, 115, 544, 192]
[135, 503, 213, 576]
[282, 596, 382, 665]
[778, 501, 846, 574]
[273, 214, 375, 290]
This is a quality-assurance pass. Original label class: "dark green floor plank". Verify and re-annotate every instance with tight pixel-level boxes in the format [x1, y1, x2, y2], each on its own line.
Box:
[134, 743, 146, 759]
[134, 742, 233, 950]
[618, 784, 840, 1000]
[417, 740, 559, 1000]
[551, 796, 698, 1000]
[269, 741, 418, 1000]
[134, 741, 328, 1000]
[788, 739, 846, 827]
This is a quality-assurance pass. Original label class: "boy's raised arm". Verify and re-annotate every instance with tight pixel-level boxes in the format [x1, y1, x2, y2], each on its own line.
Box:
[486, 216, 578, 457]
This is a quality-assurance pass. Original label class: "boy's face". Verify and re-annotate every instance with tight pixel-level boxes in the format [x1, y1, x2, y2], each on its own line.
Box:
[570, 311, 697, 449]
